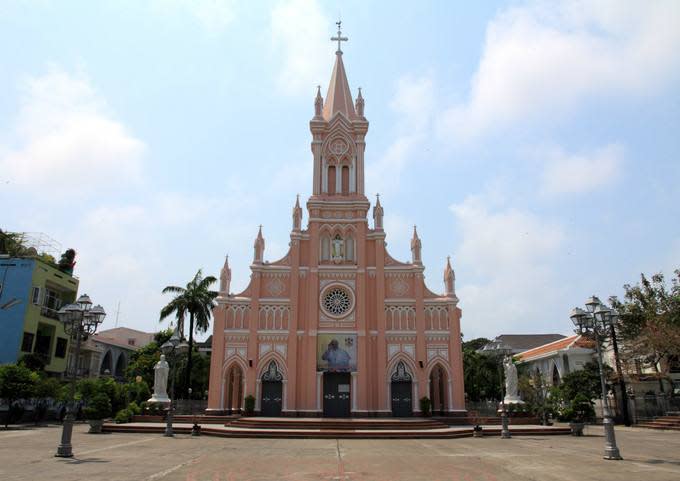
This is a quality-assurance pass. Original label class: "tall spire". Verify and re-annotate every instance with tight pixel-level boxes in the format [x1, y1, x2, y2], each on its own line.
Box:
[253, 225, 265, 264]
[373, 193, 383, 230]
[444, 256, 456, 296]
[411, 225, 422, 265]
[219, 255, 231, 295]
[323, 21, 357, 121]
[292, 194, 303, 231]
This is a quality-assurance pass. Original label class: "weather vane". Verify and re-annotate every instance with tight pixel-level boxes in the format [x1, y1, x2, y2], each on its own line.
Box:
[331, 20, 348, 54]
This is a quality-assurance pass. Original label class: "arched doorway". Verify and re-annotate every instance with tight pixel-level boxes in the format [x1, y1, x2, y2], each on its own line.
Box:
[114, 353, 126, 379]
[100, 350, 112, 375]
[429, 364, 448, 415]
[391, 361, 413, 417]
[552, 364, 561, 386]
[224, 364, 244, 414]
[260, 361, 283, 416]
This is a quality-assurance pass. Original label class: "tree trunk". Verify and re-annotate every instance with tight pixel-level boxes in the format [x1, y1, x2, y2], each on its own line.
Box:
[186, 311, 194, 399]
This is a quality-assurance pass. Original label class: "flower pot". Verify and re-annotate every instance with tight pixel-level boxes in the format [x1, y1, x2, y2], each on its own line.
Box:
[569, 422, 584, 436]
[88, 419, 104, 434]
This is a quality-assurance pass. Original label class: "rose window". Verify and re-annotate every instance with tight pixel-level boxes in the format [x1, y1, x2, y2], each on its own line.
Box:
[322, 287, 352, 317]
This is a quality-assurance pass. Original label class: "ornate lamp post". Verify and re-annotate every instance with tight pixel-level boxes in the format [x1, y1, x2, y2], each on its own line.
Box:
[570, 296, 623, 460]
[55, 294, 106, 458]
[161, 328, 188, 437]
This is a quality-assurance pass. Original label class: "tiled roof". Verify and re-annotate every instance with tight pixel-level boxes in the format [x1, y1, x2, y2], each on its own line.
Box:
[516, 335, 595, 362]
[93, 335, 139, 351]
[481, 334, 567, 352]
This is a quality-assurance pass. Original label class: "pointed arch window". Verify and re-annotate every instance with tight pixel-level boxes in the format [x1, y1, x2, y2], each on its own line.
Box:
[327, 165, 336, 195]
[320, 234, 330, 261]
[341, 165, 349, 194]
[345, 235, 354, 261]
[391, 361, 412, 382]
[262, 360, 283, 381]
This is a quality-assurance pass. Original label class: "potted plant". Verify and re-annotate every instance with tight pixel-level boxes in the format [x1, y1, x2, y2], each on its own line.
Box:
[83, 393, 112, 433]
[469, 410, 483, 437]
[244, 395, 255, 416]
[563, 394, 594, 436]
[419, 396, 432, 417]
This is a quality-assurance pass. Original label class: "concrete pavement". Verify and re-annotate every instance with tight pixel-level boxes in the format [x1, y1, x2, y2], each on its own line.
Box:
[0, 423, 678, 481]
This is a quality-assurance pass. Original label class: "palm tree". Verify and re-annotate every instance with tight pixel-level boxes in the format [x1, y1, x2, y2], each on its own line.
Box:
[160, 269, 218, 398]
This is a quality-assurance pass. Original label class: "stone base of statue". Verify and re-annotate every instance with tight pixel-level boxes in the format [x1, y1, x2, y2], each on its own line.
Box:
[503, 396, 524, 405]
[148, 394, 171, 404]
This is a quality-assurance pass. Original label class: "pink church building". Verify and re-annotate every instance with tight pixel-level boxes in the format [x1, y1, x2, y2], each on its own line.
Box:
[207, 30, 464, 417]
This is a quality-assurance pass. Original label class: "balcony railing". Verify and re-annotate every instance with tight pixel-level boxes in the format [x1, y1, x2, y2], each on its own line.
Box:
[40, 306, 60, 320]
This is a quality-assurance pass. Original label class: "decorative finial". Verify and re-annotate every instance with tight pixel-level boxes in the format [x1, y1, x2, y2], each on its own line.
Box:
[331, 20, 348, 54]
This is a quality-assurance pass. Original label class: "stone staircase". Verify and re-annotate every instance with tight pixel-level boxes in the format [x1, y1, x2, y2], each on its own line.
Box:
[105, 415, 571, 439]
[636, 414, 680, 431]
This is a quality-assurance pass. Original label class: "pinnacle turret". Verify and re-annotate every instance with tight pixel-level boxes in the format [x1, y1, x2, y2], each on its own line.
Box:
[219, 255, 231, 295]
[411, 226, 422, 264]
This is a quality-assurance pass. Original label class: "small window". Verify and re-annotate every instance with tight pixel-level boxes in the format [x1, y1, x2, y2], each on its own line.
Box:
[21, 332, 35, 352]
[55, 338, 68, 358]
[128, 338, 136, 346]
[31, 287, 40, 305]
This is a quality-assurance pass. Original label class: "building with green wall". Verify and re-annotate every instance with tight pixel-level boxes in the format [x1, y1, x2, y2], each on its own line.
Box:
[0, 256, 79, 374]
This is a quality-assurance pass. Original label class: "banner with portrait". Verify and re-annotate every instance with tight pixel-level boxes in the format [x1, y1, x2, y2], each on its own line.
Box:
[316, 333, 357, 372]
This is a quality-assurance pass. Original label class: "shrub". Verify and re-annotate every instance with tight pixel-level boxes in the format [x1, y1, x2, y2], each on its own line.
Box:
[244, 395, 255, 415]
[125, 381, 151, 406]
[114, 408, 132, 424]
[558, 393, 595, 422]
[83, 393, 112, 421]
[127, 401, 142, 416]
[143, 402, 163, 416]
[419, 396, 432, 417]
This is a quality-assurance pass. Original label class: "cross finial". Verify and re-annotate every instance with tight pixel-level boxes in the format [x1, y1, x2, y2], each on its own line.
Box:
[331, 20, 348, 54]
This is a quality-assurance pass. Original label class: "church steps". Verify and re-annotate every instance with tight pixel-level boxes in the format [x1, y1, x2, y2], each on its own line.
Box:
[102, 422, 571, 439]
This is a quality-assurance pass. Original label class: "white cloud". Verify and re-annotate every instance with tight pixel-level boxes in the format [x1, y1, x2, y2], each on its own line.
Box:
[151, 0, 235, 34]
[438, 0, 680, 141]
[270, 0, 334, 95]
[450, 191, 567, 337]
[66, 189, 257, 334]
[0, 67, 145, 195]
[367, 74, 434, 194]
[540, 143, 623, 196]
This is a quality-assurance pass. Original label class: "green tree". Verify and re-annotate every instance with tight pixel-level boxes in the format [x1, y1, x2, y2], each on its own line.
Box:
[462, 338, 502, 402]
[557, 361, 611, 402]
[160, 269, 218, 398]
[18, 353, 48, 372]
[610, 269, 680, 392]
[0, 364, 38, 427]
[518, 371, 556, 425]
[32, 377, 61, 424]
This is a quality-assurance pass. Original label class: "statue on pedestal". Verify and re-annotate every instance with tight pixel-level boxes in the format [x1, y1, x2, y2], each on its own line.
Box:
[503, 356, 522, 404]
[148, 354, 170, 404]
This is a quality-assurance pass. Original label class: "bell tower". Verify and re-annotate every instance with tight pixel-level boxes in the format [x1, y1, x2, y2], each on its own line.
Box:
[309, 21, 369, 200]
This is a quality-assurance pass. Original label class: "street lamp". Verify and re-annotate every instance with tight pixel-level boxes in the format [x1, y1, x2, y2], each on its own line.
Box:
[161, 328, 189, 437]
[492, 342, 512, 439]
[570, 297, 623, 460]
[55, 294, 106, 458]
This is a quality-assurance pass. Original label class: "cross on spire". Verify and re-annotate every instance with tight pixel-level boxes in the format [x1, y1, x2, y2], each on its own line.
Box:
[331, 20, 348, 54]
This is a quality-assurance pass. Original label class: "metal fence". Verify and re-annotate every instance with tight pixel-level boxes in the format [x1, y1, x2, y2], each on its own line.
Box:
[629, 394, 680, 422]
[465, 400, 499, 417]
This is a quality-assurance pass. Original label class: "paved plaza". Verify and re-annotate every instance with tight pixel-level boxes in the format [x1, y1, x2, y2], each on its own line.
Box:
[1, 423, 679, 481]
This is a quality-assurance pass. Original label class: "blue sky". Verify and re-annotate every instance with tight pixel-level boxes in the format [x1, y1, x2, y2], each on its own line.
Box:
[1, 0, 679, 340]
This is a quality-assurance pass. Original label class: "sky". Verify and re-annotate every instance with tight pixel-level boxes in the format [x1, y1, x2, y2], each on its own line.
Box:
[1, 0, 679, 341]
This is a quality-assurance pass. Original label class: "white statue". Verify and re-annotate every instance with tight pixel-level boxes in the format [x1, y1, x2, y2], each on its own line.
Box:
[331, 236, 344, 262]
[503, 356, 522, 404]
[148, 355, 170, 404]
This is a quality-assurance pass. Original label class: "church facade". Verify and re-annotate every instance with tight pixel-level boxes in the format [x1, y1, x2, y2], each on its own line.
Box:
[207, 33, 465, 417]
